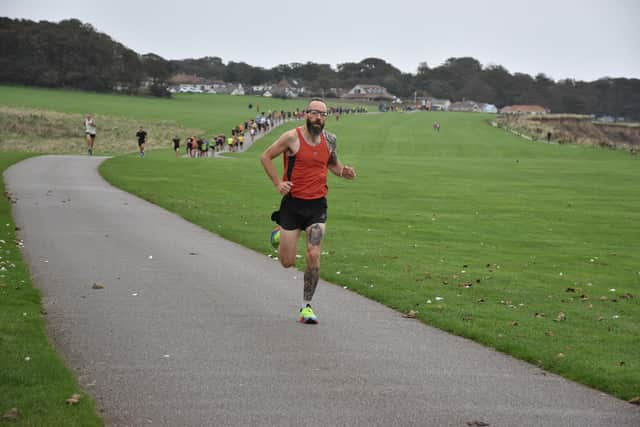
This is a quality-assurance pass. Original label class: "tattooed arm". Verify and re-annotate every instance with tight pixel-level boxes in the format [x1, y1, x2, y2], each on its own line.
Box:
[325, 131, 356, 180]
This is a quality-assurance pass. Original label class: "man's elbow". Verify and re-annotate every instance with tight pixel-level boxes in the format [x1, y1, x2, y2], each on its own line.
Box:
[259, 152, 269, 165]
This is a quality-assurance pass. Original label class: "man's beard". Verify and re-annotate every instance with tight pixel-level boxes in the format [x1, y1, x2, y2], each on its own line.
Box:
[306, 118, 324, 136]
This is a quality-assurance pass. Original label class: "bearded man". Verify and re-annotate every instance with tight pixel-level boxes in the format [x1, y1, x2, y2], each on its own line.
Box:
[260, 98, 356, 324]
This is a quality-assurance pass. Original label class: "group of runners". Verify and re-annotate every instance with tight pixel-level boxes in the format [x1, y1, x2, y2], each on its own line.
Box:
[171, 110, 306, 158]
[83, 105, 368, 160]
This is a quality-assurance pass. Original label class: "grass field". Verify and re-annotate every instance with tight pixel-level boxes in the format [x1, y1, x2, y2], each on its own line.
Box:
[0, 152, 102, 426]
[0, 85, 371, 139]
[1, 86, 639, 411]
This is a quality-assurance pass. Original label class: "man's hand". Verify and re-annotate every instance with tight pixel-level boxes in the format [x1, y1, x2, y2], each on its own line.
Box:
[278, 181, 293, 195]
[341, 166, 356, 180]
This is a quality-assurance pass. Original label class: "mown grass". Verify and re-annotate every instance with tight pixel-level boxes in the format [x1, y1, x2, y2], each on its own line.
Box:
[0, 85, 371, 137]
[0, 152, 102, 426]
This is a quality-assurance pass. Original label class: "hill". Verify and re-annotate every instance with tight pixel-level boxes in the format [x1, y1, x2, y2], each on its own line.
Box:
[495, 114, 640, 151]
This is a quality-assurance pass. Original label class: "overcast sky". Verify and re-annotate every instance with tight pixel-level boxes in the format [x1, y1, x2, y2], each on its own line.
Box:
[3, 0, 639, 82]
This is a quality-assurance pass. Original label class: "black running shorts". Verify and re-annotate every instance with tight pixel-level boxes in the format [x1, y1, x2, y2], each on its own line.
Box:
[272, 196, 327, 231]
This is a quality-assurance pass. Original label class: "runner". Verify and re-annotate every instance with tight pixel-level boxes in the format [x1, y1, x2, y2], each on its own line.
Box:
[172, 135, 180, 157]
[260, 98, 356, 324]
[84, 114, 96, 155]
[136, 126, 147, 157]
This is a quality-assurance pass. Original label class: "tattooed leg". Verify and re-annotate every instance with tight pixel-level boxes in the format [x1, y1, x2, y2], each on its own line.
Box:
[304, 223, 325, 302]
[304, 267, 320, 301]
[308, 223, 324, 246]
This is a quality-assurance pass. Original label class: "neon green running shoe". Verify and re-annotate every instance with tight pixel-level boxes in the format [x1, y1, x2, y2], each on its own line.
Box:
[299, 304, 318, 324]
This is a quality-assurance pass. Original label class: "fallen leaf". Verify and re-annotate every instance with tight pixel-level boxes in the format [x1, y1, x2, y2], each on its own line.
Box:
[629, 396, 640, 405]
[597, 316, 604, 321]
[508, 320, 518, 327]
[565, 287, 576, 293]
[2, 408, 19, 420]
[545, 330, 554, 336]
[554, 312, 566, 322]
[466, 421, 490, 427]
[402, 310, 418, 318]
[580, 294, 589, 301]
[557, 353, 565, 358]
[535, 312, 546, 318]
[65, 394, 81, 405]
[92, 282, 104, 290]
[620, 293, 634, 300]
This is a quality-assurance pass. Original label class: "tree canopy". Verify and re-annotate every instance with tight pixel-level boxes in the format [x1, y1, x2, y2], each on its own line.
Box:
[1, 17, 638, 119]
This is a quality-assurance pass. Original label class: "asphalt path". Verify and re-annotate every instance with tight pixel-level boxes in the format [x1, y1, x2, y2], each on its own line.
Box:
[5, 155, 639, 427]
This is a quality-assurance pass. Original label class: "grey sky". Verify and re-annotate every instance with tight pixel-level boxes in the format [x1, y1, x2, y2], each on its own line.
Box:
[3, 0, 639, 81]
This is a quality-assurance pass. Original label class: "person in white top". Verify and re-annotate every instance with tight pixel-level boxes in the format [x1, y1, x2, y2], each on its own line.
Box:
[84, 114, 97, 155]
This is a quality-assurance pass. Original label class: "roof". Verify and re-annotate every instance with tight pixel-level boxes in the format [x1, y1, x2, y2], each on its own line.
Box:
[500, 105, 547, 113]
[341, 92, 394, 100]
[352, 84, 387, 89]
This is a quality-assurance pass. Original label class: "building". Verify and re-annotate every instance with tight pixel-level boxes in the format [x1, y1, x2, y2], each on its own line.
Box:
[426, 98, 451, 111]
[448, 101, 481, 112]
[499, 105, 549, 114]
[230, 84, 245, 96]
[342, 84, 394, 101]
[481, 103, 498, 113]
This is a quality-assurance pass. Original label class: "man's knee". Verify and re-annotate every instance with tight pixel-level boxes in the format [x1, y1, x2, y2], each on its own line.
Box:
[279, 249, 297, 268]
[280, 257, 296, 268]
[306, 246, 321, 264]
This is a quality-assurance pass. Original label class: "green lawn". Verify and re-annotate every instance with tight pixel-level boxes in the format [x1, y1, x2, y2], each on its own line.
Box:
[0, 152, 102, 426]
[1, 86, 638, 409]
[0, 85, 370, 137]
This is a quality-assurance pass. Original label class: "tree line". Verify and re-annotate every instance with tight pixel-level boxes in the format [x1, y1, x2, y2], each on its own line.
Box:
[1, 17, 639, 119]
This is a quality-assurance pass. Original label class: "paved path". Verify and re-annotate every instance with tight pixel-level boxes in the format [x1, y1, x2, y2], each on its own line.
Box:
[5, 156, 639, 427]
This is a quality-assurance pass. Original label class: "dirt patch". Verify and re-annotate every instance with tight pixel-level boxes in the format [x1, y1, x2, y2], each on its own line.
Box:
[494, 114, 640, 153]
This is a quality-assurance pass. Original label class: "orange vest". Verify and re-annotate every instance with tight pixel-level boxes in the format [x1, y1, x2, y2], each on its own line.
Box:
[283, 128, 330, 199]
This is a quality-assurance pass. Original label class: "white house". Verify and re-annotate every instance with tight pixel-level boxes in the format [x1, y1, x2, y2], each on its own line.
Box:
[481, 103, 498, 113]
[427, 98, 451, 111]
[449, 101, 481, 112]
[342, 84, 394, 101]
[230, 84, 245, 96]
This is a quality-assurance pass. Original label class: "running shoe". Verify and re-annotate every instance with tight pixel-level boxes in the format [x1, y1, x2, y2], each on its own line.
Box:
[299, 304, 318, 324]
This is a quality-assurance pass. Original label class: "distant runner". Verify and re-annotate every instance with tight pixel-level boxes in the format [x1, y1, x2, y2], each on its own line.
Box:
[136, 126, 147, 157]
[84, 114, 96, 155]
[172, 136, 180, 157]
